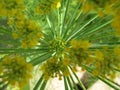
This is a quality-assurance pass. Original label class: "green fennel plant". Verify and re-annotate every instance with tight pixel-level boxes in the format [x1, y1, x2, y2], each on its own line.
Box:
[0, 0, 120, 90]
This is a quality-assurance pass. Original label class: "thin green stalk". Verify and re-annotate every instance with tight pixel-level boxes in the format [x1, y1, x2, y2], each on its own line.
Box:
[66, 77, 73, 90]
[60, 0, 70, 36]
[39, 80, 48, 90]
[98, 76, 120, 90]
[75, 0, 86, 21]
[64, 76, 69, 90]
[90, 44, 117, 49]
[0, 48, 47, 54]
[0, 27, 11, 34]
[57, 8, 60, 36]
[82, 65, 120, 90]
[0, 83, 8, 90]
[33, 74, 44, 90]
[114, 68, 120, 72]
[69, 75, 79, 90]
[73, 72, 86, 90]
[64, 14, 89, 40]
[46, 15, 55, 38]
[81, 20, 112, 38]
[0, 39, 19, 44]
[66, 15, 98, 42]
[62, 3, 81, 39]
[69, 66, 86, 90]
[30, 53, 51, 66]
[82, 33, 114, 41]
[23, 82, 30, 90]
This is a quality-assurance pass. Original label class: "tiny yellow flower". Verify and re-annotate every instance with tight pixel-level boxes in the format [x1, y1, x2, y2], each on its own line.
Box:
[1, 54, 33, 88]
[92, 70, 100, 76]
[114, 46, 120, 55]
[12, 33, 19, 39]
[98, 10, 104, 17]
[71, 40, 91, 50]
[82, 2, 96, 13]
[95, 50, 104, 61]
[57, 2, 61, 8]
[0, 64, 3, 73]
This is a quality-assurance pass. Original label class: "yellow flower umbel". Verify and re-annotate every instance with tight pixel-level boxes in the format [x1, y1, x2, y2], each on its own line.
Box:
[40, 57, 70, 80]
[0, 54, 33, 89]
[112, 11, 120, 36]
[35, 0, 61, 14]
[114, 46, 120, 55]
[0, 0, 25, 17]
[80, 0, 119, 17]
[12, 15, 43, 48]
[93, 47, 120, 79]
[70, 40, 91, 50]
[82, 1, 96, 13]
[70, 40, 93, 71]
[95, 49, 104, 61]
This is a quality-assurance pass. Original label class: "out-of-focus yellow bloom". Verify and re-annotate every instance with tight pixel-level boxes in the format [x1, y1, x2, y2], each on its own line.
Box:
[62, 56, 71, 66]
[71, 40, 91, 50]
[69, 39, 93, 71]
[56, 2, 61, 8]
[0, 0, 25, 17]
[78, 0, 85, 3]
[95, 49, 104, 61]
[114, 46, 120, 55]
[41, 57, 70, 80]
[98, 10, 105, 17]
[93, 47, 120, 79]
[12, 32, 19, 39]
[51, 1, 61, 9]
[92, 70, 100, 76]
[80, 0, 120, 18]
[82, 1, 96, 13]
[0, 64, 3, 73]
[7, 17, 14, 25]
[35, 0, 61, 14]
[11, 17, 43, 48]
[0, 54, 33, 88]
[111, 11, 120, 35]
[21, 37, 39, 49]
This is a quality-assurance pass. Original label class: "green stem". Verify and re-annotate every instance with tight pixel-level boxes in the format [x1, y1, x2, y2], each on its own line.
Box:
[62, 3, 81, 39]
[39, 80, 48, 90]
[0, 48, 48, 54]
[30, 52, 51, 66]
[81, 20, 112, 38]
[60, 0, 70, 36]
[0, 27, 11, 34]
[98, 76, 120, 90]
[69, 66, 86, 90]
[64, 76, 69, 90]
[82, 65, 120, 90]
[46, 15, 55, 38]
[66, 77, 73, 90]
[33, 74, 44, 90]
[66, 15, 98, 42]
[69, 75, 79, 90]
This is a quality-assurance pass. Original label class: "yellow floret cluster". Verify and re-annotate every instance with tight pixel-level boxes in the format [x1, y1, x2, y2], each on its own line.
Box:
[92, 47, 120, 79]
[0, 54, 33, 88]
[11, 12, 43, 48]
[112, 11, 120, 35]
[40, 57, 70, 80]
[0, 0, 25, 17]
[0, 0, 43, 49]
[69, 40, 93, 70]
[35, 0, 61, 14]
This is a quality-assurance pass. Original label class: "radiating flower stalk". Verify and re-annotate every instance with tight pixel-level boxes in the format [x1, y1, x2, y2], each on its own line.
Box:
[0, 0, 120, 90]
